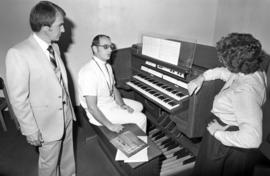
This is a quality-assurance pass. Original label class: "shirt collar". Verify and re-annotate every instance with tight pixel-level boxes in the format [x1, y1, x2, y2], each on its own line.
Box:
[33, 33, 50, 53]
[93, 56, 106, 65]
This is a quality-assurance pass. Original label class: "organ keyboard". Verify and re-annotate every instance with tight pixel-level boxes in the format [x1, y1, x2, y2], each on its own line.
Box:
[133, 74, 188, 101]
[126, 63, 189, 112]
[126, 79, 180, 111]
[111, 37, 223, 175]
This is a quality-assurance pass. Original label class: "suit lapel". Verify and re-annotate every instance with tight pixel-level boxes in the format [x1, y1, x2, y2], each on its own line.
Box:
[28, 36, 60, 84]
[28, 35, 73, 103]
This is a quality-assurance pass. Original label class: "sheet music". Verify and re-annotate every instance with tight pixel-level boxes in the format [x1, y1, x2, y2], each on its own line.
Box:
[142, 36, 181, 66]
[159, 39, 181, 65]
[142, 36, 160, 59]
[115, 136, 149, 163]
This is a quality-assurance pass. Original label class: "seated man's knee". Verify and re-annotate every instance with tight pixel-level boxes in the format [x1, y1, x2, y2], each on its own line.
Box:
[136, 112, 146, 122]
[124, 98, 143, 112]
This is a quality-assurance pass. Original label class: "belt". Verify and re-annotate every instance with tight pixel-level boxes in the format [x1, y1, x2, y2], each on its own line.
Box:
[215, 117, 227, 127]
[213, 114, 258, 152]
[213, 115, 239, 131]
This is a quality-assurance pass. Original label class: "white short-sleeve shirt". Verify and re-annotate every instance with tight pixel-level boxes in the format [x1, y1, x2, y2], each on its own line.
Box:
[78, 57, 118, 124]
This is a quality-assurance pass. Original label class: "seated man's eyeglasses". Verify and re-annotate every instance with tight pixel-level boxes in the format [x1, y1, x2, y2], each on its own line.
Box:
[95, 44, 114, 50]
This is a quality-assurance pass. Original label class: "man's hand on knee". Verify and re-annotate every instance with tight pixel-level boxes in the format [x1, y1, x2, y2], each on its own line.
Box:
[121, 104, 134, 113]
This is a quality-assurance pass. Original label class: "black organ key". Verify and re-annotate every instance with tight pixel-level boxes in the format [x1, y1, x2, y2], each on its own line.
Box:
[163, 147, 183, 159]
[148, 126, 156, 133]
[160, 138, 172, 146]
[130, 80, 136, 84]
[160, 139, 175, 148]
[147, 89, 153, 93]
[160, 138, 174, 147]
[171, 90, 178, 94]
[140, 74, 146, 78]
[165, 87, 173, 91]
[153, 92, 160, 97]
[161, 144, 179, 154]
[155, 135, 169, 144]
[163, 98, 171, 103]
[176, 92, 185, 97]
[151, 131, 163, 139]
[140, 85, 147, 89]
[149, 90, 156, 94]
[148, 128, 160, 137]
[173, 148, 190, 158]
[152, 132, 165, 141]
[165, 142, 179, 151]
[183, 156, 196, 165]
[163, 141, 177, 150]
[158, 95, 166, 100]
[161, 85, 169, 89]
[168, 101, 177, 106]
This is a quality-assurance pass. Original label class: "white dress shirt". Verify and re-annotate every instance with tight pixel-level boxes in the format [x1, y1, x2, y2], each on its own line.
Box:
[33, 33, 50, 60]
[203, 67, 267, 148]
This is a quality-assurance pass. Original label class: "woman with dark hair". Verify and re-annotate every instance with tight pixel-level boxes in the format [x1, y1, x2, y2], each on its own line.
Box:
[188, 33, 267, 176]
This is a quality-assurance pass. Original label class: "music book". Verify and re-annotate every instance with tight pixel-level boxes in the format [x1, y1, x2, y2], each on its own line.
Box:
[110, 130, 148, 158]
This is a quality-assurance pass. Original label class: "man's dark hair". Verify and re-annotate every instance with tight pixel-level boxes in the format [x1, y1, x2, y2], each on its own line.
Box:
[216, 33, 264, 74]
[91, 34, 110, 47]
[29, 1, 66, 32]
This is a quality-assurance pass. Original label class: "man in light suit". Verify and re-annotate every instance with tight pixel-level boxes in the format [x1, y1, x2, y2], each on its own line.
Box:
[5, 1, 76, 176]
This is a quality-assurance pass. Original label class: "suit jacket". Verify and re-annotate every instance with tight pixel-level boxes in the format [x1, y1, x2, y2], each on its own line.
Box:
[5, 35, 75, 142]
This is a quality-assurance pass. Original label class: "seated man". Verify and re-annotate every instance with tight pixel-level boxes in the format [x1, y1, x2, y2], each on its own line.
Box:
[78, 34, 147, 133]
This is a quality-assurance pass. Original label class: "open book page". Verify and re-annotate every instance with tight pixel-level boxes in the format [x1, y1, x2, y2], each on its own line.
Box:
[159, 39, 181, 65]
[142, 35, 181, 66]
[142, 36, 160, 59]
[115, 136, 148, 162]
[110, 131, 148, 158]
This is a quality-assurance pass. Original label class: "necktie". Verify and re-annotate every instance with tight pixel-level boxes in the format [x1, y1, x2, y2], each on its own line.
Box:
[47, 45, 63, 84]
[47, 46, 68, 101]
[47, 45, 57, 69]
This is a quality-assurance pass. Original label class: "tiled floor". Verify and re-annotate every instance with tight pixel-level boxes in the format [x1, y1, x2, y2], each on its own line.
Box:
[0, 108, 121, 176]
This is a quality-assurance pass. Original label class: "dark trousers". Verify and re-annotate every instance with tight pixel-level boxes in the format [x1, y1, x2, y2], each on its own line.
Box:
[192, 114, 262, 176]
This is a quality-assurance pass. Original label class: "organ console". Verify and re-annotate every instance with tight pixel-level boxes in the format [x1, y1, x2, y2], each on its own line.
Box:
[111, 35, 224, 175]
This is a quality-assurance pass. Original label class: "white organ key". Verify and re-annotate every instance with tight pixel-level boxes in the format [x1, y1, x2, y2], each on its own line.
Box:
[133, 75, 188, 101]
[126, 81, 179, 111]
